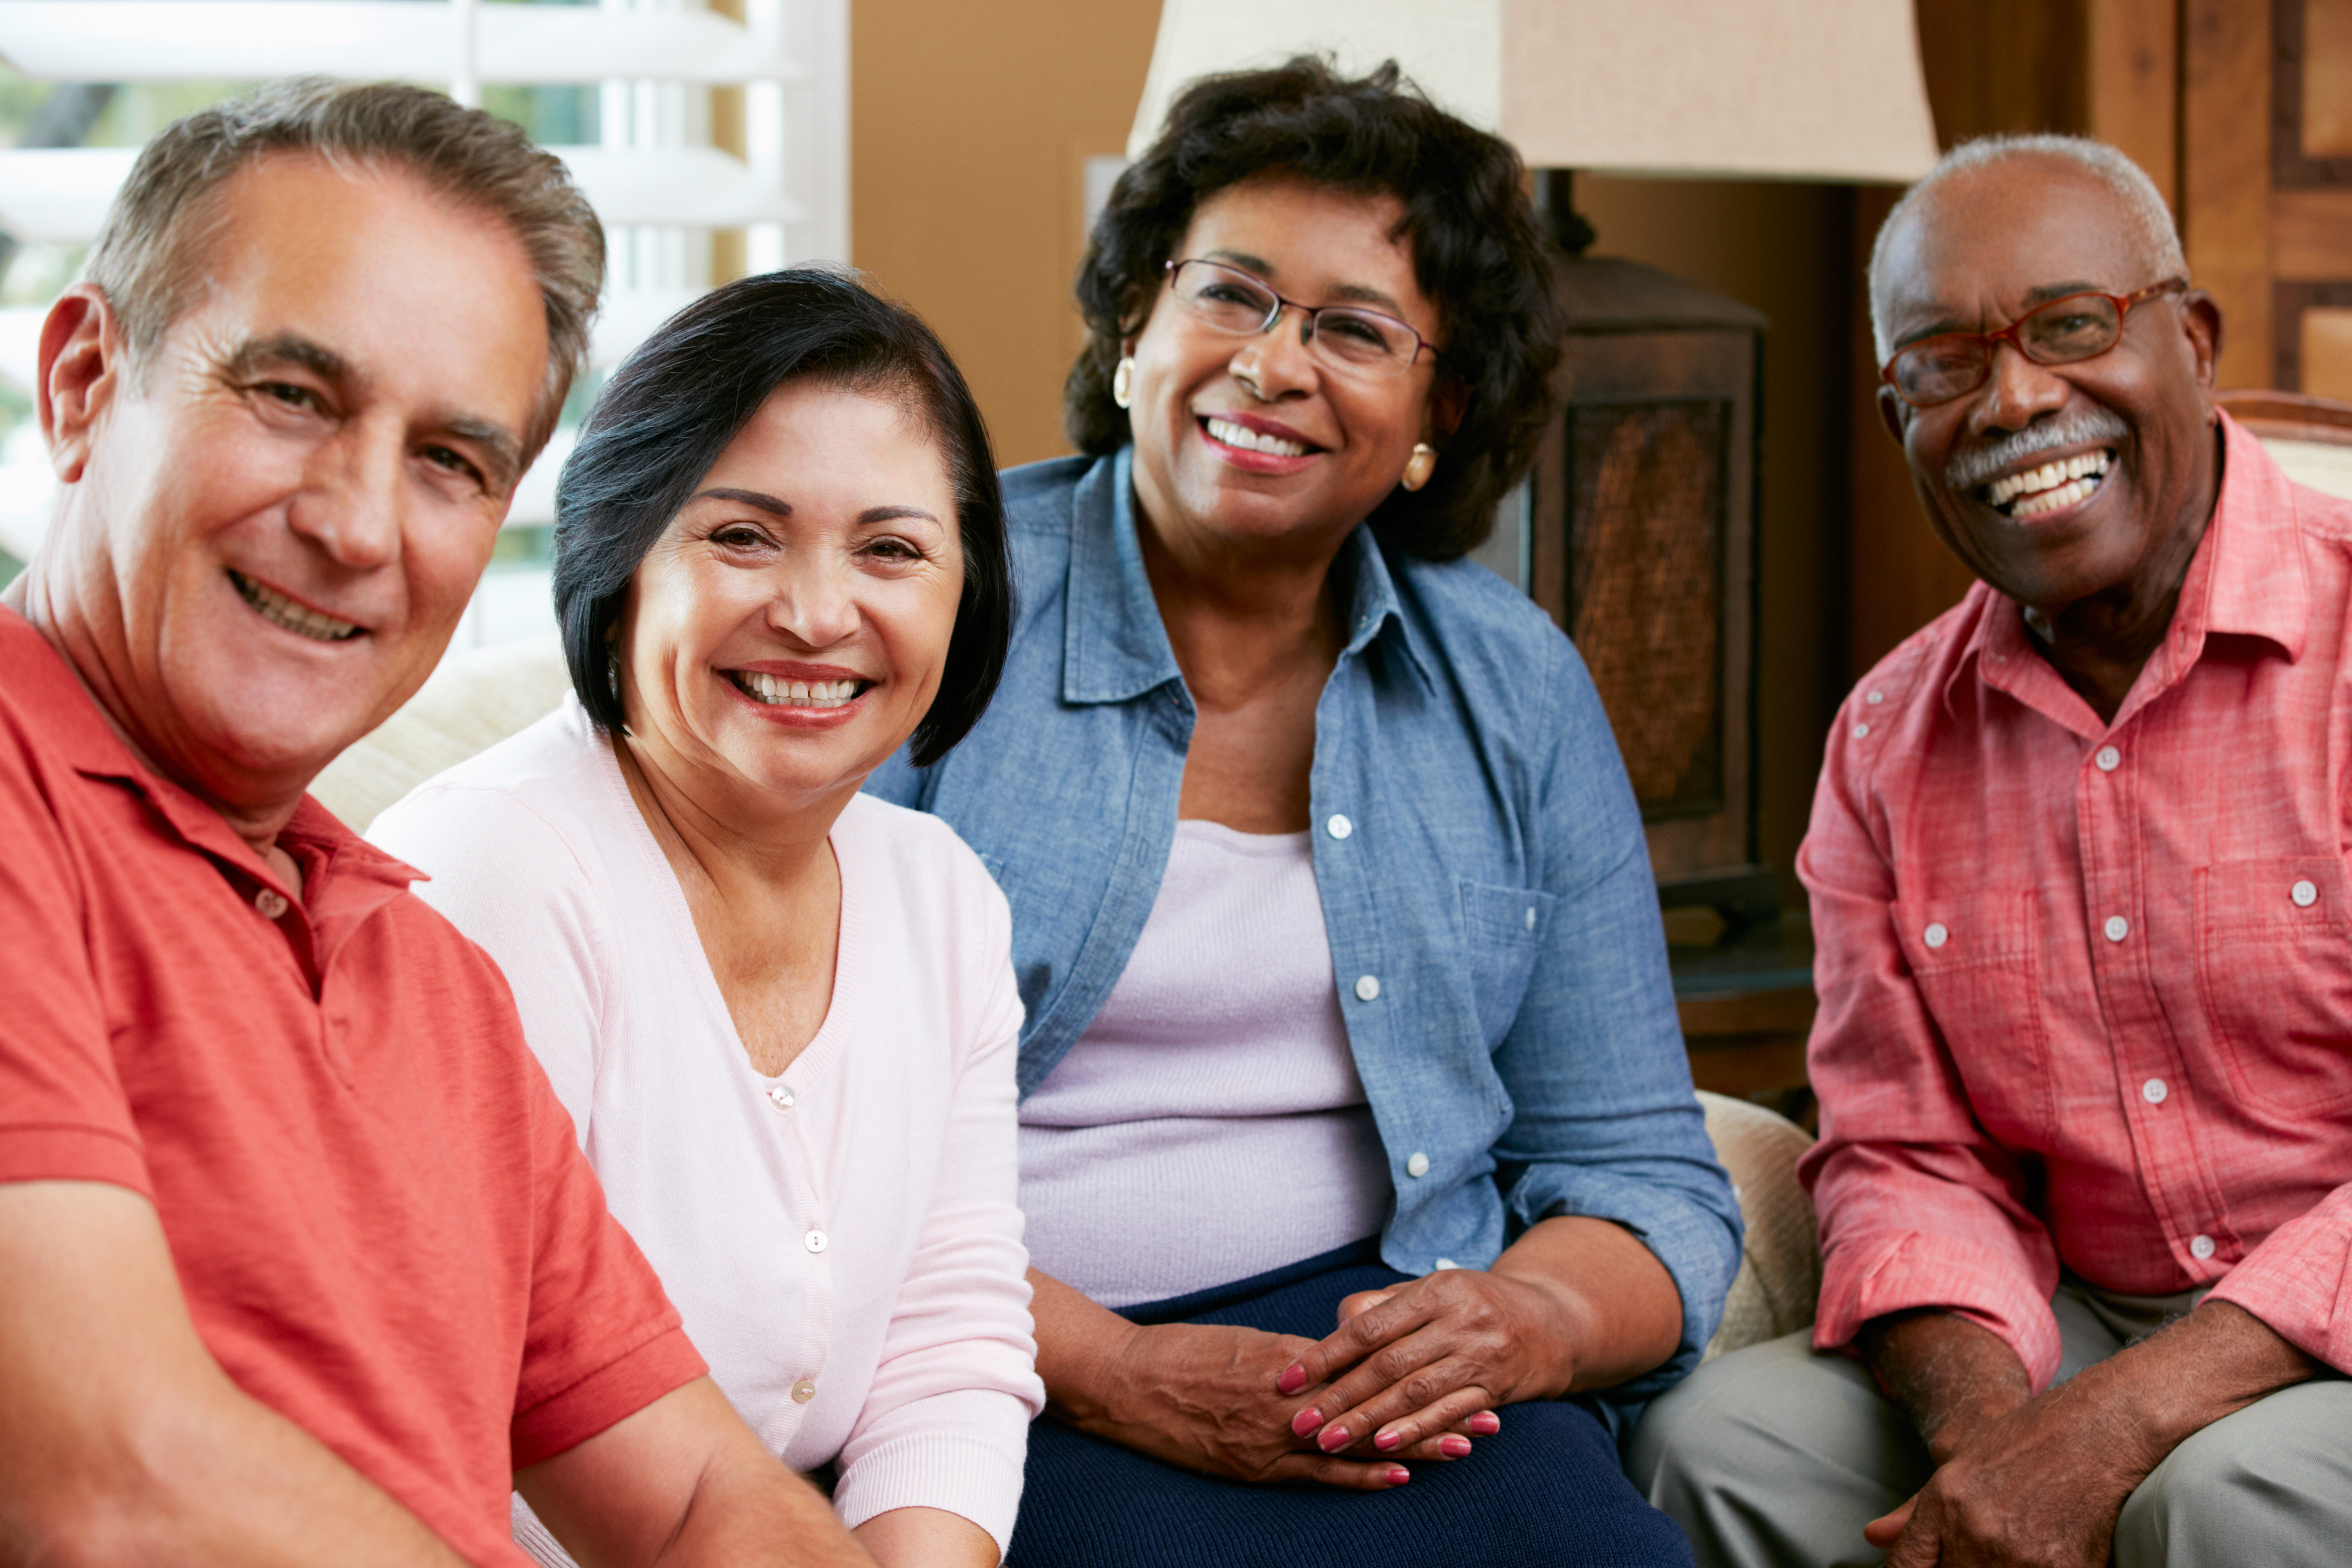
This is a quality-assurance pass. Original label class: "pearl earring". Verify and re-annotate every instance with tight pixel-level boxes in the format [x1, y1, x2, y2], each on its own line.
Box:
[1401, 442, 1437, 492]
[1113, 355, 1135, 409]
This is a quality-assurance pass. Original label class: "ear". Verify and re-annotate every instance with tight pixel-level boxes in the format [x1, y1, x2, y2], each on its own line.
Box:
[2179, 287, 2223, 393]
[40, 284, 123, 486]
[1426, 377, 1469, 441]
[1875, 383, 1909, 446]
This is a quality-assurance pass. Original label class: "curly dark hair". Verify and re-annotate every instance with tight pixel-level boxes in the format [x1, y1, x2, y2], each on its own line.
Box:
[1067, 56, 1562, 560]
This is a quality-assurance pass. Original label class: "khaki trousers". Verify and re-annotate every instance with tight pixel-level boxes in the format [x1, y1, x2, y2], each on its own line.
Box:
[1627, 1282, 2352, 1568]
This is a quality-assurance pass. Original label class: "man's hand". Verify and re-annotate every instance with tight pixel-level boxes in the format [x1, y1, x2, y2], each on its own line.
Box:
[1861, 1302, 2317, 1567]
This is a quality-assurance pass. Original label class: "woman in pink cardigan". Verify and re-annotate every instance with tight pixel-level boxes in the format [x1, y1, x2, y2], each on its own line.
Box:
[371, 270, 1035, 1567]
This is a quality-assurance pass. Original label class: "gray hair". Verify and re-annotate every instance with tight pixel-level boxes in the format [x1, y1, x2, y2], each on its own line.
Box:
[86, 77, 603, 464]
[1867, 133, 2185, 363]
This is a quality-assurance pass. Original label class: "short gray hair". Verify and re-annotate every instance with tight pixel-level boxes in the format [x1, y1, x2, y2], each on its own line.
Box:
[1867, 133, 2185, 362]
[86, 77, 602, 463]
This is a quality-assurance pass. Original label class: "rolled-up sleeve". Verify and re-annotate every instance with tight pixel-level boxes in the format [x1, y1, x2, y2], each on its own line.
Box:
[1492, 643, 1744, 1399]
[2206, 1183, 2352, 1374]
[1797, 693, 2063, 1388]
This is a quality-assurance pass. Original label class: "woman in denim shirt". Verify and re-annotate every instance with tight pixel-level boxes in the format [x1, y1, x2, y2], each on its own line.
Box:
[867, 57, 1738, 1566]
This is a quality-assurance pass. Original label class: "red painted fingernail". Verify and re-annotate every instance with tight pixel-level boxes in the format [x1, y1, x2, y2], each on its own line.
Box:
[1276, 1363, 1307, 1394]
[1470, 1412, 1500, 1435]
[1291, 1407, 1323, 1438]
[1374, 1429, 1401, 1451]
[1318, 1425, 1351, 1453]
[1441, 1435, 1472, 1457]
[1386, 1467, 1410, 1486]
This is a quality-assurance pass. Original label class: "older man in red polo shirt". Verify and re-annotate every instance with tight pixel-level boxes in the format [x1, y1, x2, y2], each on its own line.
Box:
[1633, 135, 2352, 1568]
[0, 81, 873, 1566]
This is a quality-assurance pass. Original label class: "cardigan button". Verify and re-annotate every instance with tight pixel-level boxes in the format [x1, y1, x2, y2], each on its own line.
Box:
[791, 1378, 817, 1404]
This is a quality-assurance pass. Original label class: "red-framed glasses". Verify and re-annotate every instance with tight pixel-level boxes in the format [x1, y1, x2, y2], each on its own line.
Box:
[1880, 279, 2188, 408]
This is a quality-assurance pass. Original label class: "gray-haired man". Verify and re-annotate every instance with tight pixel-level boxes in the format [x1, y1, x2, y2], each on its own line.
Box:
[1632, 135, 2352, 1568]
[0, 80, 874, 1566]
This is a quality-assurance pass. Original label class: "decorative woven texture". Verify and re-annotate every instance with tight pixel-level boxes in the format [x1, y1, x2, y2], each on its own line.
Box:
[1566, 402, 1724, 812]
[1697, 1089, 1821, 1359]
[309, 636, 573, 833]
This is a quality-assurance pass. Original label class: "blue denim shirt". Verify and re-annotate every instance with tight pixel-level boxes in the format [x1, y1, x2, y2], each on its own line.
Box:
[867, 450, 1740, 1393]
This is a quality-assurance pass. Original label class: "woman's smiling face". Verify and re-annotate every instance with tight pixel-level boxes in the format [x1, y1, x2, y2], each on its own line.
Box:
[1122, 175, 1443, 556]
[616, 378, 964, 814]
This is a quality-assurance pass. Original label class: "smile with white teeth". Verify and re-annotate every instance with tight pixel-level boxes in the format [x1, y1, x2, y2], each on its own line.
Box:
[731, 670, 867, 709]
[1204, 416, 1311, 458]
[1984, 449, 2114, 518]
[229, 570, 361, 642]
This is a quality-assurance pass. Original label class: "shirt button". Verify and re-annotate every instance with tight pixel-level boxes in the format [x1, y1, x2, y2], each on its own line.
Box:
[803, 1228, 828, 1254]
[2141, 1077, 2168, 1105]
[1524, 907, 1537, 931]
[1433, 1257, 1459, 1271]
[2293, 879, 2319, 908]
[1866, 690, 1885, 705]
[1354, 974, 1381, 1002]
[1852, 722, 1871, 738]
[2104, 915, 2130, 942]
[1923, 922, 1948, 949]
[254, 888, 289, 920]
[1326, 814, 1353, 840]
[766, 1084, 796, 1111]
[791, 1377, 817, 1404]
[2095, 746, 2121, 772]
[2190, 1233, 2216, 1261]
[1405, 1152, 1430, 1178]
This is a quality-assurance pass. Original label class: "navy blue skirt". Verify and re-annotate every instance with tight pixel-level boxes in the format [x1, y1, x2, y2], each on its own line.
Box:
[1006, 1241, 1695, 1567]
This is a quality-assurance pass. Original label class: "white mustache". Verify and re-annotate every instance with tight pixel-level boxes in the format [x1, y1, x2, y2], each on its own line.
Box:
[1945, 409, 2130, 492]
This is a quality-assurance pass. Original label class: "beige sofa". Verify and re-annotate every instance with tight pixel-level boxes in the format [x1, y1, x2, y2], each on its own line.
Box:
[313, 638, 1822, 1361]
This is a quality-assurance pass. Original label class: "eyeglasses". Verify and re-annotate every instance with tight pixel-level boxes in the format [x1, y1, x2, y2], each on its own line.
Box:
[1879, 279, 2188, 408]
[1163, 258, 1437, 379]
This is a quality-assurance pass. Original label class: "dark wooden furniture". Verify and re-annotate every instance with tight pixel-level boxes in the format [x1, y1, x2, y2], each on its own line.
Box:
[1528, 253, 1776, 924]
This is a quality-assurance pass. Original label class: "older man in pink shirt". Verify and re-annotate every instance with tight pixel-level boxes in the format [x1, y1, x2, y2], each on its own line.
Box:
[1632, 134, 2352, 1568]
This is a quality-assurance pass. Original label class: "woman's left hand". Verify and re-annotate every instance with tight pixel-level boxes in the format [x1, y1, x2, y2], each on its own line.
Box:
[1273, 1214, 1685, 1457]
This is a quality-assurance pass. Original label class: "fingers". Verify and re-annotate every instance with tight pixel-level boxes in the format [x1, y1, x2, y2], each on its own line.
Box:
[1282, 1278, 1446, 1392]
[1264, 1452, 1413, 1492]
[1863, 1494, 1918, 1549]
[1334, 1287, 1398, 1325]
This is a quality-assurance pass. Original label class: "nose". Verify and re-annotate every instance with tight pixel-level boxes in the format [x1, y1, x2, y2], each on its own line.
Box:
[1230, 303, 1320, 399]
[287, 413, 403, 572]
[765, 547, 861, 649]
[1972, 340, 2073, 435]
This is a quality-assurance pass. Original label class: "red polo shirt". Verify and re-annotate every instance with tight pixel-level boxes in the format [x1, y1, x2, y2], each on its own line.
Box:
[0, 609, 704, 1564]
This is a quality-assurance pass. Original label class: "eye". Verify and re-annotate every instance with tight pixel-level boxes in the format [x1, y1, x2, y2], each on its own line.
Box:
[860, 535, 923, 562]
[421, 444, 485, 485]
[253, 380, 323, 411]
[711, 523, 773, 550]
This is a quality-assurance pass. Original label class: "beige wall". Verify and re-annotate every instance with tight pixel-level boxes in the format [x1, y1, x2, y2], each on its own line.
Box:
[851, 0, 1162, 466]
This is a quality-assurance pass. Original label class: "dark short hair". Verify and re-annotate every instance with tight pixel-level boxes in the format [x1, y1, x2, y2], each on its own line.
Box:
[553, 269, 1012, 768]
[1068, 56, 1563, 560]
[88, 77, 600, 464]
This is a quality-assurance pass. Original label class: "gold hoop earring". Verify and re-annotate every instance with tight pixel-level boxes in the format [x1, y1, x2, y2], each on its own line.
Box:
[1112, 355, 1135, 409]
[1401, 442, 1437, 492]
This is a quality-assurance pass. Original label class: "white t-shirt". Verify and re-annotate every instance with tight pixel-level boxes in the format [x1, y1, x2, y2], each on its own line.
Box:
[370, 699, 1041, 1559]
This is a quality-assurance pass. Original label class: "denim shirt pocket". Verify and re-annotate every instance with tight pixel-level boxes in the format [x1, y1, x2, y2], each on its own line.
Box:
[1891, 888, 2051, 1145]
[1459, 881, 1559, 1048]
[2195, 857, 2352, 1115]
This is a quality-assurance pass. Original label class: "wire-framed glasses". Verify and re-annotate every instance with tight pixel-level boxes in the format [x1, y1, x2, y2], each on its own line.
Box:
[1880, 279, 2188, 408]
[1163, 258, 1436, 378]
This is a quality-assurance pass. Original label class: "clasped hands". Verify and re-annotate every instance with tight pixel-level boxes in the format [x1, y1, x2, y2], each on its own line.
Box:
[1093, 1266, 1578, 1491]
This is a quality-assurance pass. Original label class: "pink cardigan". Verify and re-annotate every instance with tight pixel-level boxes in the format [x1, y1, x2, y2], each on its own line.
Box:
[370, 701, 1041, 1557]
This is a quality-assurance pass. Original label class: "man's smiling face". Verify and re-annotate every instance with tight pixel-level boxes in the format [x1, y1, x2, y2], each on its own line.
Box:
[1874, 156, 2221, 618]
[38, 152, 547, 807]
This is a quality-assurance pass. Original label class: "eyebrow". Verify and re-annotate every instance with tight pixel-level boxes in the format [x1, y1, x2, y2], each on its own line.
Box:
[222, 332, 523, 493]
[1201, 248, 1409, 317]
[693, 490, 943, 528]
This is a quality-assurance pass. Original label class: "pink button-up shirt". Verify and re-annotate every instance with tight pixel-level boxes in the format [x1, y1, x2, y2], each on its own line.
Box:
[1799, 414, 2352, 1390]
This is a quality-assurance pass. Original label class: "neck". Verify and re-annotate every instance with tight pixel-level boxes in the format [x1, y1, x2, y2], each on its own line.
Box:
[1132, 489, 1351, 707]
[7, 558, 309, 880]
[2021, 419, 2225, 725]
[610, 723, 842, 902]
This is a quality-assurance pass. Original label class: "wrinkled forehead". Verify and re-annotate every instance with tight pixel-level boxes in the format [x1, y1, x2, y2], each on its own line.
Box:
[1877, 161, 2151, 346]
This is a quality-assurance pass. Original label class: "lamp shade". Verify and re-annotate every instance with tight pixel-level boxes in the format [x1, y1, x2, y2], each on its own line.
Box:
[1127, 0, 1940, 184]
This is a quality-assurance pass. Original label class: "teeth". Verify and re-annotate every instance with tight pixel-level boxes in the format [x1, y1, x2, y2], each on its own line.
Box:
[230, 571, 360, 642]
[2011, 477, 2099, 517]
[1205, 416, 1309, 458]
[1987, 449, 2112, 508]
[733, 670, 863, 709]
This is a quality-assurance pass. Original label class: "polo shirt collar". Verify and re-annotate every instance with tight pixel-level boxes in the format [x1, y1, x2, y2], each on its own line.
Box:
[1945, 408, 2309, 723]
[1060, 446, 1431, 704]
